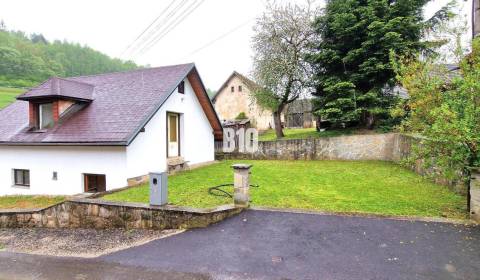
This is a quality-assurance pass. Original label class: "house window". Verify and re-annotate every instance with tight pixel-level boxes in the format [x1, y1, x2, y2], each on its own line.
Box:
[178, 81, 185, 94]
[13, 169, 30, 187]
[38, 103, 54, 129]
[238, 85, 242, 92]
[52, 171, 58, 181]
[231, 86, 235, 93]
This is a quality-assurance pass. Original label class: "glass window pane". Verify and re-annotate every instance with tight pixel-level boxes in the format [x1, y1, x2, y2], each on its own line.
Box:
[39, 103, 54, 129]
[24, 170, 30, 186]
[15, 170, 23, 185]
[169, 115, 177, 142]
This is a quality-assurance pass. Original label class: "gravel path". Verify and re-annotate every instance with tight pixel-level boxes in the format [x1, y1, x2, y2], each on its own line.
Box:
[0, 228, 182, 257]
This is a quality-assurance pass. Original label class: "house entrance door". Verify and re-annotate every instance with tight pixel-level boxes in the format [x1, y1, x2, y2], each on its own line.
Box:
[167, 113, 180, 157]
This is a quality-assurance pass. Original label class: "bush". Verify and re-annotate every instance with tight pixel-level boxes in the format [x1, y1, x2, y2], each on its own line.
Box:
[235, 112, 248, 120]
[395, 38, 480, 182]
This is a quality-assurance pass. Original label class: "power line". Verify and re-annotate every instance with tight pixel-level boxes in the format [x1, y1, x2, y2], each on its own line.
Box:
[137, 0, 206, 56]
[181, 18, 254, 60]
[178, 1, 267, 60]
[120, 0, 178, 57]
[137, 0, 204, 55]
[128, 0, 190, 57]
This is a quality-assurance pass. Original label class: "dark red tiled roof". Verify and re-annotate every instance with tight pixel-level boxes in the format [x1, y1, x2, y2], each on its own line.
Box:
[0, 63, 212, 145]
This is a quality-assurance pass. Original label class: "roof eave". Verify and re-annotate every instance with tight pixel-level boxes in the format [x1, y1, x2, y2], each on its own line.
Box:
[16, 95, 93, 103]
[0, 141, 128, 146]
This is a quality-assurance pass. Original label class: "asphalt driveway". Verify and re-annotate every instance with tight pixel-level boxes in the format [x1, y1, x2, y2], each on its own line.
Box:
[102, 209, 480, 280]
[0, 209, 479, 279]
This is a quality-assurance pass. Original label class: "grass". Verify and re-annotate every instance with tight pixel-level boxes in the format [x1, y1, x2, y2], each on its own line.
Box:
[0, 87, 25, 109]
[103, 160, 467, 219]
[0, 195, 65, 210]
[259, 128, 360, 141]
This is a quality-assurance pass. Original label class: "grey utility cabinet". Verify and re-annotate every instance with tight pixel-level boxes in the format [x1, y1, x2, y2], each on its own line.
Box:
[149, 172, 168, 206]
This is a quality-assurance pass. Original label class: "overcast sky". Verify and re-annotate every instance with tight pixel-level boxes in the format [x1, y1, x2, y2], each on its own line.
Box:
[0, 0, 473, 90]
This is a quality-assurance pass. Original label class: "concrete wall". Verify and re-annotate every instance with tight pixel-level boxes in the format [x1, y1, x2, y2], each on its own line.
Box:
[214, 75, 275, 130]
[470, 169, 480, 223]
[0, 146, 127, 196]
[0, 199, 242, 230]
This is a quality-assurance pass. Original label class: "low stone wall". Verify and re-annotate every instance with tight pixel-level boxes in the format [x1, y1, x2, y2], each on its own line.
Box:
[217, 133, 397, 161]
[392, 134, 467, 195]
[0, 199, 242, 230]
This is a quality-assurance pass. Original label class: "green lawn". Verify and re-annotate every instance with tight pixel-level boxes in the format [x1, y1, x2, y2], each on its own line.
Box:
[0, 87, 25, 109]
[259, 128, 358, 141]
[0, 195, 65, 210]
[103, 160, 467, 219]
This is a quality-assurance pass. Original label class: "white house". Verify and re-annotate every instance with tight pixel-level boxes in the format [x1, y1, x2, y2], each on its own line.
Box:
[0, 63, 223, 195]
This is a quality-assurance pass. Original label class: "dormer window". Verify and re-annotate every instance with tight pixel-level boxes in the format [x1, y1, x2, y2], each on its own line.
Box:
[38, 103, 54, 129]
[18, 77, 94, 131]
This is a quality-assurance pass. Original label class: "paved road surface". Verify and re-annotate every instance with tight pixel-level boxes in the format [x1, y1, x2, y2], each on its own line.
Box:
[1, 210, 479, 279]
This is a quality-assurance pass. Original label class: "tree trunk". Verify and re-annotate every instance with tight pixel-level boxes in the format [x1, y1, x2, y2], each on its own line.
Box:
[366, 113, 375, 129]
[273, 110, 284, 138]
[363, 111, 375, 129]
[315, 114, 322, 132]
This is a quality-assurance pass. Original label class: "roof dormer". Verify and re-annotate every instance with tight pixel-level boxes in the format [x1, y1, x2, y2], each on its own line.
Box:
[16, 77, 94, 130]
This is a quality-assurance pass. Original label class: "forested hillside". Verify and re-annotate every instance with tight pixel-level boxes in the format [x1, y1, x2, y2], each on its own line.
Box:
[0, 28, 138, 88]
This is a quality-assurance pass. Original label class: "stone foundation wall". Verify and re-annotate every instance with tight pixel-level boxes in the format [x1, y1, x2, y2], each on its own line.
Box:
[0, 199, 242, 230]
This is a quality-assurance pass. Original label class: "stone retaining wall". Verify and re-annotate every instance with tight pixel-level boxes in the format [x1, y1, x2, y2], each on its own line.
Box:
[392, 134, 467, 195]
[0, 199, 242, 230]
[217, 133, 397, 161]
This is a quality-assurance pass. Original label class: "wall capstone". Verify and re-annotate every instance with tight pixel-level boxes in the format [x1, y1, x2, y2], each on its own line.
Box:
[0, 199, 242, 230]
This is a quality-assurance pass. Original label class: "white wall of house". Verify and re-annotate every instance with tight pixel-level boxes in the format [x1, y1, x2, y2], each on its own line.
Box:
[126, 78, 215, 178]
[0, 146, 127, 196]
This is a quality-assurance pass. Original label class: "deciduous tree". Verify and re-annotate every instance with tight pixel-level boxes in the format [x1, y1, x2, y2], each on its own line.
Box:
[252, 1, 319, 138]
